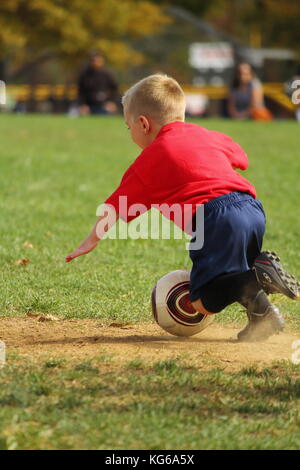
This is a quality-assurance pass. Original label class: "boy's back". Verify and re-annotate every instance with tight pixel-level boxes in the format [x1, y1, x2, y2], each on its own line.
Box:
[105, 121, 256, 229]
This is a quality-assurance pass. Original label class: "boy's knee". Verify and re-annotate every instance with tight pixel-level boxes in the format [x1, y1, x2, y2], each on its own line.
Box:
[191, 299, 216, 315]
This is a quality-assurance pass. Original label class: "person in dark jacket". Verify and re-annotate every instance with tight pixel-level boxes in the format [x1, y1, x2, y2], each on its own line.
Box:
[78, 52, 119, 115]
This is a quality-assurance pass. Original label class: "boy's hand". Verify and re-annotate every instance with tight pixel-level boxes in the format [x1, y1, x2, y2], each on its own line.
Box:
[65, 234, 99, 263]
[65, 208, 118, 263]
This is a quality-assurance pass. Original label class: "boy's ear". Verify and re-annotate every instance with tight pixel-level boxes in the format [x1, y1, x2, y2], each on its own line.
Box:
[138, 115, 151, 133]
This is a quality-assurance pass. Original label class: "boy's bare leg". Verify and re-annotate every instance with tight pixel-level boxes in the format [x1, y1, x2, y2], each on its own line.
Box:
[191, 299, 215, 315]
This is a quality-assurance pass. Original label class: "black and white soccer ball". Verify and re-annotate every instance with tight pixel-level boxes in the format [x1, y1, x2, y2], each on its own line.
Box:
[151, 270, 214, 337]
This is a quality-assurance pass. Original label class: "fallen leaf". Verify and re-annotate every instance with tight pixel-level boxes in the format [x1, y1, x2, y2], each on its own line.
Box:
[26, 313, 60, 322]
[16, 259, 30, 265]
[38, 314, 60, 322]
[23, 241, 34, 249]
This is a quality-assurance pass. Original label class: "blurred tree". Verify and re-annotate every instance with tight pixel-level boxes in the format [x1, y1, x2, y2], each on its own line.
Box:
[199, 0, 300, 52]
[152, 0, 300, 53]
[0, 0, 170, 80]
[151, 0, 213, 16]
[145, 0, 300, 83]
[241, 0, 300, 52]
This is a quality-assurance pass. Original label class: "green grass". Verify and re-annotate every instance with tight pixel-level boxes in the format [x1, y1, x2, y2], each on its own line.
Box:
[0, 114, 299, 324]
[1, 114, 300, 450]
[1, 356, 300, 450]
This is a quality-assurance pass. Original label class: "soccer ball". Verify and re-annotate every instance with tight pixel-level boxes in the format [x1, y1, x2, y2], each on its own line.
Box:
[151, 270, 214, 337]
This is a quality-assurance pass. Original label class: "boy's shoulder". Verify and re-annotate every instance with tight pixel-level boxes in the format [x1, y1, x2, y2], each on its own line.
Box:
[135, 121, 239, 168]
[155, 121, 235, 148]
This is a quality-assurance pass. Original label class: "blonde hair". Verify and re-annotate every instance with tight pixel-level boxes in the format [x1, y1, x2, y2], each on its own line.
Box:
[122, 74, 186, 125]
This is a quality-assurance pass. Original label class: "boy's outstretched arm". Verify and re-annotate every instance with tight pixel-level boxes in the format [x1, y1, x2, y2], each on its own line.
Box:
[65, 205, 118, 262]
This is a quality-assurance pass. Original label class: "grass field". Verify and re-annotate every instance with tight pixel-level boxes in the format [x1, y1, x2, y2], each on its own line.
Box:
[0, 114, 300, 450]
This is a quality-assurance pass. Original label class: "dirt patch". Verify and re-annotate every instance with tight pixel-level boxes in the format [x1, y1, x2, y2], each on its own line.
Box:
[1, 317, 299, 372]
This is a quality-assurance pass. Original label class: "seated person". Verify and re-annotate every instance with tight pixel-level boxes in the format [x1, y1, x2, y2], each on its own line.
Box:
[228, 62, 271, 121]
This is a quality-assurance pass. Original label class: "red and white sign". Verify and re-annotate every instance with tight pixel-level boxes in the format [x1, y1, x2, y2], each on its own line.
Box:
[189, 42, 234, 71]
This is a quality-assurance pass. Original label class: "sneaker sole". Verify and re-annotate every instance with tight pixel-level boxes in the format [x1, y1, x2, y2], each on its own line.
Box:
[254, 251, 300, 300]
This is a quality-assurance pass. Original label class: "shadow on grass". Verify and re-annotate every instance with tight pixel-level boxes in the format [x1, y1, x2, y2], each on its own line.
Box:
[29, 334, 237, 346]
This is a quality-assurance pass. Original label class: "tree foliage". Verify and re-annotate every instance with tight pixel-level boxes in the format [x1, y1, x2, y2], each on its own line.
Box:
[154, 0, 300, 53]
[1, 0, 299, 81]
[0, 0, 170, 77]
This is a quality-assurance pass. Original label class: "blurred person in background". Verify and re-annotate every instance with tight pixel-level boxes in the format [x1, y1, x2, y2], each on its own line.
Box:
[78, 52, 119, 115]
[228, 62, 272, 121]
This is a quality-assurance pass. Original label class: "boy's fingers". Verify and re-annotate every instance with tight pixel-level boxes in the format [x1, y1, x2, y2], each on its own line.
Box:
[65, 248, 87, 262]
[65, 251, 79, 262]
[65, 241, 96, 263]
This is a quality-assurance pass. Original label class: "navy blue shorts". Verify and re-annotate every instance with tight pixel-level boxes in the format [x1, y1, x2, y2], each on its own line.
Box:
[189, 192, 266, 302]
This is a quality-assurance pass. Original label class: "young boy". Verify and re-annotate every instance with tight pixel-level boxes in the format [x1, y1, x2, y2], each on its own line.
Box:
[66, 74, 299, 342]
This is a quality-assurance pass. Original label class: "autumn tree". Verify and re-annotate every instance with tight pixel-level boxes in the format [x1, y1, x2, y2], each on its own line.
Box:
[153, 0, 300, 53]
[0, 0, 170, 80]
